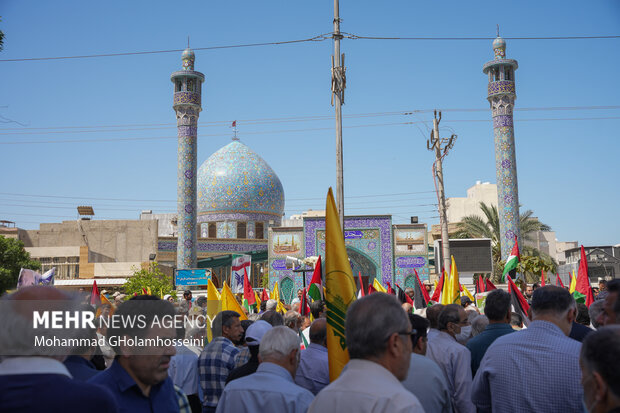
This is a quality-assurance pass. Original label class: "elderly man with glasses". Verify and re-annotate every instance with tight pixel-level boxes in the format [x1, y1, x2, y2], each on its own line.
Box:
[426, 304, 476, 413]
[308, 293, 424, 413]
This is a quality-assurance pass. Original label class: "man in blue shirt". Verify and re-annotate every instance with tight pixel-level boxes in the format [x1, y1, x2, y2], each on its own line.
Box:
[466, 289, 514, 376]
[295, 318, 329, 395]
[90, 296, 179, 413]
[472, 286, 583, 412]
[216, 326, 314, 413]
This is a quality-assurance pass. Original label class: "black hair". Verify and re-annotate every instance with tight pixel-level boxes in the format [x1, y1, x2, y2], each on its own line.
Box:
[484, 289, 511, 322]
[310, 300, 325, 320]
[408, 313, 429, 348]
[581, 326, 620, 398]
[510, 312, 523, 327]
[531, 285, 574, 316]
[260, 310, 284, 326]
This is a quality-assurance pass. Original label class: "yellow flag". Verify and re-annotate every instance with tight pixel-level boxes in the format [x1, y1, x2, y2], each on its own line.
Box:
[254, 290, 261, 311]
[206, 279, 221, 342]
[272, 281, 287, 314]
[372, 278, 387, 293]
[461, 283, 475, 302]
[448, 256, 461, 305]
[221, 282, 248, 320]
[440, 268, 451, 305]
[325, 188, 357, 382]
[146, 287, 152, 296]
[569, 269, 577, 294]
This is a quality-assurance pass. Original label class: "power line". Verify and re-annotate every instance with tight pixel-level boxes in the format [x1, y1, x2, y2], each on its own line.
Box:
[0, 33, 333, 63]
[1, 116, 618, 145]
[343, 33, 620, 41]
[1, 105, 617, 133]
[2, 32, 617, 63]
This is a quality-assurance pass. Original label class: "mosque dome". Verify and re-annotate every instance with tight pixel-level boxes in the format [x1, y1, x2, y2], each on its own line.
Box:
[197, 140, 285, 222]
[492, 36, 506, 50]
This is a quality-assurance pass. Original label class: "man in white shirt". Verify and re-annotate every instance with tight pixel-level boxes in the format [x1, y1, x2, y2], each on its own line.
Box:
[308, 293, 424, 413]
[426, 304, 475, 413]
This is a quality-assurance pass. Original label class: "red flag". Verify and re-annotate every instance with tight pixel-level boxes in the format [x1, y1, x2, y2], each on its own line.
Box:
[243, 267, 255, 306]
[386, 282, 394, 295]
[485, 278, 497, 291]
[575, 245, 594, 307]
[300, 287, 311, 316]
[90, 280, 101, 306]
[430, 271, 445, 302]
[357, 271, 365, 297]
[540, 270, 546, 287]
[142, 288, 148, 295]
[476, 276, 485, 295]
[261, 287, 270, 302]
[555, 273, 565, 288]
[367, 284, 377, 294]
[232, 120, 236, 128]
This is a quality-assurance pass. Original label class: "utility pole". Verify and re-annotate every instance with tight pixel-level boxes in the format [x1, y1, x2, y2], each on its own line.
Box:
[331, 0, 346, 233]
[427, 110, 457, 276]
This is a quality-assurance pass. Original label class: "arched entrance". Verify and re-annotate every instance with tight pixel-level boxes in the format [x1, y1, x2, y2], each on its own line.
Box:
[347, 247, 378, 291]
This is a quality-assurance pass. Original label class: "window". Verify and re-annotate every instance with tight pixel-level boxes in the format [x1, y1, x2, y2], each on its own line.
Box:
[505, 68, 512, 81]
[208, 223, 217, 238]
[175, 81, 182, 92]
[187, 79, 195, 92]
[494, 68, 500, 81]
[237, 222, 247, 239]
[255, 222, 264, 239]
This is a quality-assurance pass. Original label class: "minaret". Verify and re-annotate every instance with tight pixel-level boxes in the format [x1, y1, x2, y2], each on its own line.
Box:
[171, 47, 204, 269]
[483, 33, 520, 261]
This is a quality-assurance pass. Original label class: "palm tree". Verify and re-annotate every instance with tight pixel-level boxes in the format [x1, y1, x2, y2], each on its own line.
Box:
[453, 202, 555, 282]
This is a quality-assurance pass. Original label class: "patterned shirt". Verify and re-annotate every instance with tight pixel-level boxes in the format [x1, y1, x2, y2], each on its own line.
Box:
[198, 336, 240, 408]
[472, 320, 583, 413]
[174, 385, 191, 413]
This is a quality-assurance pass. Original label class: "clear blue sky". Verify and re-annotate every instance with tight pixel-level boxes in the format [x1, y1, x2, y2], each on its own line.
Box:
[1, 0, 619, 246]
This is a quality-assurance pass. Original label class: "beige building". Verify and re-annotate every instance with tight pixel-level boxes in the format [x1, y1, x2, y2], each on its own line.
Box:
[15, 219, 158, 290]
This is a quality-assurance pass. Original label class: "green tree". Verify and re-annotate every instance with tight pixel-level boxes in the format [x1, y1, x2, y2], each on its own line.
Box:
[123, 262, 175, 298]
[0, 235, 41, 294]
[453, 202, 556, 282]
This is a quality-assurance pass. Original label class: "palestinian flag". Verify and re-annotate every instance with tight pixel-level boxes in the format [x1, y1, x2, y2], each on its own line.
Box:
[307, 255, 323, 301]
[386, 282, 395, 295]
[396, 283, 412, 305]
[413, 270, 430, 309]
[574, 245, 594, 307]
[367, 283, 377, 294]
[507, 275, 530, 326]
[501, 236, 520, 283]
[555, 273, 565, 288]
[430, 270, 445, 302]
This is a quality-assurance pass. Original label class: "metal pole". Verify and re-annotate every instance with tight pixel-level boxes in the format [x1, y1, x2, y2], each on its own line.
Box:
[332, 0, 345, 233]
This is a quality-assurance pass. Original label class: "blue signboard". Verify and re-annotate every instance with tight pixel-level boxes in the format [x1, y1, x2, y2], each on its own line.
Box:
[175, 269, 212, 287]
[395, 256, 426, 268]
[344, 230, 364, 239]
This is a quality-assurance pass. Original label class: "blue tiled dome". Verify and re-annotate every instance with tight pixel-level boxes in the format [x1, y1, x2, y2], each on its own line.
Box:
[197, 140, 285, 219]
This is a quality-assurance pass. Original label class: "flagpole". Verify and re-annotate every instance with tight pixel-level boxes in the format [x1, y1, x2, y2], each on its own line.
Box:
[331, 0, 346, 233]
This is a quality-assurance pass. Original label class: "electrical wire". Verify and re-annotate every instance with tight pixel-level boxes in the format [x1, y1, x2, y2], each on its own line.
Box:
[1, 105, 618, 133]
[2, 32, 617, 62]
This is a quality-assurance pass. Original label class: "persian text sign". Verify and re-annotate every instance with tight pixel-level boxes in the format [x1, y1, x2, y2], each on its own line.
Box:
[175, 269, 212, 287]
[395, 256, 426, 268]
[344, 230, 363, 239]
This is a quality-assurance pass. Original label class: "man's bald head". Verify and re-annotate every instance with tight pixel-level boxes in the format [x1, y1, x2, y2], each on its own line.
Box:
[309, 318, 327, 346]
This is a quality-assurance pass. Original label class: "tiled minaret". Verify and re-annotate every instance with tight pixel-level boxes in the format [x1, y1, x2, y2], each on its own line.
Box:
[171, 48, 204, 269]
[483, 35, 521, 261]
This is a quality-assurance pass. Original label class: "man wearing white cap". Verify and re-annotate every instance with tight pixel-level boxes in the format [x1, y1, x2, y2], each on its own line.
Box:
[226, 320, 272, 384]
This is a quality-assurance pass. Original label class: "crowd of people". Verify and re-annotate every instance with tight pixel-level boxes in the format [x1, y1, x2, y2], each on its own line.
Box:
[0, 278, 619, 413]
